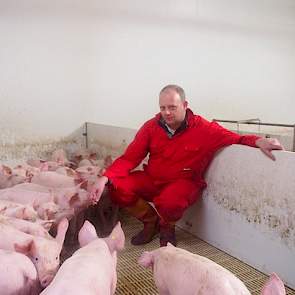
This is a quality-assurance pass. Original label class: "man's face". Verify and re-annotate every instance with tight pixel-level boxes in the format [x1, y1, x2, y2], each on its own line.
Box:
[159, 89, 188, 130]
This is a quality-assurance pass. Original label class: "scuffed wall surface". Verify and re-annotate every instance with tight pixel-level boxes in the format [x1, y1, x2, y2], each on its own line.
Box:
[86, 122, 136, 158]
[204, 146, 295, 248]
[0, 124, 86, 165]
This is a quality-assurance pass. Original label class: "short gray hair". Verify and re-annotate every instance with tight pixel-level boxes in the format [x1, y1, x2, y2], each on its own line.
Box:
[159, 84, 186, 101]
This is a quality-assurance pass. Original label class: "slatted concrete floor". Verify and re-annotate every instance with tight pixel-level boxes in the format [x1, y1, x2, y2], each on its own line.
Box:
[115, 214, 295, 295]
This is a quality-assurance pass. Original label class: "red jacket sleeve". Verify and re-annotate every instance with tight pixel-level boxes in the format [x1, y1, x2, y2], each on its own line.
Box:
[104, 122, 150, 179]
[208, 121, 260, 151]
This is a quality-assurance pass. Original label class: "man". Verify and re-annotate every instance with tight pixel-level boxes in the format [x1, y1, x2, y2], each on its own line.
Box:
[94, 85, 283, 247]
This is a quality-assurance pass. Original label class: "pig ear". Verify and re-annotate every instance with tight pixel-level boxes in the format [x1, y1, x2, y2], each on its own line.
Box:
[14, 239, 34, 255]
[74, 177, 87, 189]
[167, 242, 175, 248]
[69, 193, 80, 208]
[78, 180, 88, 190]
[138, 251, 154, 268]
[104, 222, 125, 253]
[38, 220, 54, 230]
[55, 218, 69, 246]
[104, 155, 113, 167]
[261, 273, 286, 295]
[66, 168, 76, 177]
[40, 162, 49, 171]
[78, 220, 98, 247]
[3, 165, 12, 175]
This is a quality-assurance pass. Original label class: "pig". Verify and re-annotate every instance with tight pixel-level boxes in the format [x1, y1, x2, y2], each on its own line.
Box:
[138, 243, 286, 295]
[0, 186, 54, 205]
[0, 190, 60, 220]
[0, 184, 82, 214]
[13, 163, 45, 180]
[0, 249, 40, 295]
[0, 164, 12, 175]
[0, 174, 27, 189]
[72, 148, 91, 164]
[5, 183, 94, 222]
[55, 166, 77, 177]
[40, 221, 125, 295]
[51, 149, 68, 165]
[77, 158, 92, 167]
[0, 215, 53, 237]
[27, 158, 45, 168]
[0, 199, 38, 221]
[31, 171, 77, 188]
[0, 218, 69, 288]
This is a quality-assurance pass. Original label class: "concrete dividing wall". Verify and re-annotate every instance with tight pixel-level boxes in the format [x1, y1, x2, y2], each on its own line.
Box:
[178, 145, 295, 289]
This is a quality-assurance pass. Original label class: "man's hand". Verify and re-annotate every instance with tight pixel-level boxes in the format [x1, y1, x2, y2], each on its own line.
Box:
[255, 137, 284, 161]
[90, 176, 109, 204]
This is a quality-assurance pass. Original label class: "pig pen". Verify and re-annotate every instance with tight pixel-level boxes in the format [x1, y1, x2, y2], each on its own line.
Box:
[84, 122, 295, 294]
[1, 121, 295, 294]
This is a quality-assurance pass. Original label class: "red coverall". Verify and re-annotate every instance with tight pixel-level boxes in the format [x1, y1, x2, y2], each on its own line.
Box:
[104, 109, 259, 223]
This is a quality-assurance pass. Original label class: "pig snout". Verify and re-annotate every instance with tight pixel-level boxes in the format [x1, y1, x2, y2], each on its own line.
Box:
[40, 272, 55, 287]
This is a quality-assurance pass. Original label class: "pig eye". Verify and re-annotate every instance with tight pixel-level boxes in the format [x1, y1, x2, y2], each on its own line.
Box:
[35, 257, 39, 261]
[55, 256, 58, 260]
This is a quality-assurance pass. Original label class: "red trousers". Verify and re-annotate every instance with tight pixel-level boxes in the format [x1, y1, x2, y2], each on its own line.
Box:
[109, 171, 202, 223]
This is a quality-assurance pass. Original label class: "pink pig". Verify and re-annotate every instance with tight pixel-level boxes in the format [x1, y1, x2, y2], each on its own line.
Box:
[0, 199, 38, 221]
[40, 221, 125, 295]
[0, 218, 69, 288]
[31, 171, 78, 188]
[138, 243, 286, 295]
[0, 249, 41, 295]
[0, 215, 53, 238]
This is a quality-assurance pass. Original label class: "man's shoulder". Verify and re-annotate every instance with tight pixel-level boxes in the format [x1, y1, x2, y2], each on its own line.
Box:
[189, 113, 211, 129]
[138, 115, 160, 133]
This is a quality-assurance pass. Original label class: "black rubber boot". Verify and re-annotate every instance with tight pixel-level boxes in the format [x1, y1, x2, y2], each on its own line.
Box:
[125, 198, 160, 245]
[159, 222, 176, 247]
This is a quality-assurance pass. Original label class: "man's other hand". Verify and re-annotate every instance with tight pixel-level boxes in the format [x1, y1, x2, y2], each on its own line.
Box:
[255, 137, 284, 161]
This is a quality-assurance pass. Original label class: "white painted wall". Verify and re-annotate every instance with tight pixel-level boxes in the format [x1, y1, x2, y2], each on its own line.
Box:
[0, 0, 294, 147]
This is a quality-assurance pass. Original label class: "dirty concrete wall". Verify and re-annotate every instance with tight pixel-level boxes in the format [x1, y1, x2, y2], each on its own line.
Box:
[86, 122, 136, 159]
[178, 145, 295, 289]
[0, 124, 85, 166]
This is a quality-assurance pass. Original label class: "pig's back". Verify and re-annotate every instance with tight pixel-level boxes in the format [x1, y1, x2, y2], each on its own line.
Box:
[31, 171, 75, 188]
[41, 242, 114, 295]
[154, 247, 250, 295]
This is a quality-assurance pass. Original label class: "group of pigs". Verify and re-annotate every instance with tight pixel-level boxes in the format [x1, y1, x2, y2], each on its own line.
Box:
[0, 148, 120, 294]
[0, 148, 288, 294]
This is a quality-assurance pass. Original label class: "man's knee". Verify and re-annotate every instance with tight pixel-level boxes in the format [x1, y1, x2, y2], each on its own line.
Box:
[155, 201, 188, 223]
[108, 179, 138, 207]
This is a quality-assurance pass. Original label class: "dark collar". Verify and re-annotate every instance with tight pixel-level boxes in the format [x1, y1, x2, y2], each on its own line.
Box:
[158, 110, 189, 137]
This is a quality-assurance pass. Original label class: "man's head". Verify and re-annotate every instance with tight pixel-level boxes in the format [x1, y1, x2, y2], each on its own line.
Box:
[159, 84, 188, 130]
